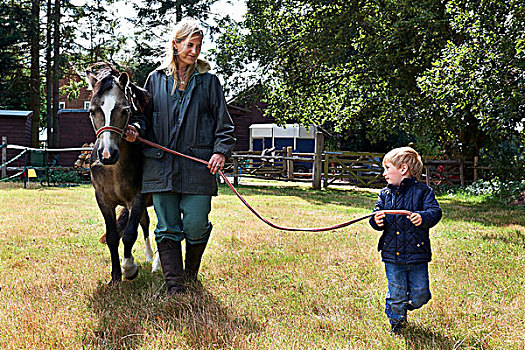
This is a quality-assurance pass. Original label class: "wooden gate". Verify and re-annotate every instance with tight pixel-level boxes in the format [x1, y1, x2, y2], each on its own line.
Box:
[323, 152, 384, 187]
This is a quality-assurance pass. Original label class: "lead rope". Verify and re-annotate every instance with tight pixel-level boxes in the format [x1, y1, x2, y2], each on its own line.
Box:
[137, 136, 411, 232]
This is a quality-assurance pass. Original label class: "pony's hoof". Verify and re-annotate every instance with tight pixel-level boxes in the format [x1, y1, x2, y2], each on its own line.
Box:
[125, 265, 139, 280]
[121, 257, 139, 280]
[99, 234, 107, 244]
[108, 278, 121, 286]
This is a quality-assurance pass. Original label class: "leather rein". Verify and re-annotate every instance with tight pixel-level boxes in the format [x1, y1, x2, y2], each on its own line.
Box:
[136, 136, 412, 232]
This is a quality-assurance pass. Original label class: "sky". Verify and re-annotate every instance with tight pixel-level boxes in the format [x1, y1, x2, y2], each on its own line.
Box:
[108, 0, 247, 57]
[69, 0, 248, 93]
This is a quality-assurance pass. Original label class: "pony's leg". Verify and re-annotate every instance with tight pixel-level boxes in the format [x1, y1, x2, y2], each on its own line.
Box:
[121, 195, 146, 280]
[152, 252, 161, 273]
[140, 210, 154, 262]
[99, 208, 129, 244]
[95, 193, 121, 284]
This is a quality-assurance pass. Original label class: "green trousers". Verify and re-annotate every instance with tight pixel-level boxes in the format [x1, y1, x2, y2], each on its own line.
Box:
[152, 193, 212, 244]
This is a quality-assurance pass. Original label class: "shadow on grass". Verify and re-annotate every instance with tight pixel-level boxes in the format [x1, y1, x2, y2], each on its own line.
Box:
[84, 265, 259, 349]
[402, 324, 480, 349]
[219, 183, 377, 211]
[480, 229, 525, 247]
[440, 197, 525, 228]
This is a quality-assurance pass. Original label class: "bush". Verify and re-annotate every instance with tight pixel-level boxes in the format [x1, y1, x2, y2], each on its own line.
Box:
[449, 178, 525, 204]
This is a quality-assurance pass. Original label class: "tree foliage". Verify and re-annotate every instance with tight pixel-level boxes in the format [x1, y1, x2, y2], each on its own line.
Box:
[215, 0, 524, 170]
[0, 2, 31, 109]
[418, 0, 524, 165]
[127, 0, 221, 86]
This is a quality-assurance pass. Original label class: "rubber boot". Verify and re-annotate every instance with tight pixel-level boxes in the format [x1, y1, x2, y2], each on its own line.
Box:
[184, 242, 207, 282]
[157, 239, 184, 296]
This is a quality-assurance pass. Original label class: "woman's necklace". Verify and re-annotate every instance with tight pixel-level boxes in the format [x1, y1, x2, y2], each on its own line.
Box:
[177, 72, 185, 87]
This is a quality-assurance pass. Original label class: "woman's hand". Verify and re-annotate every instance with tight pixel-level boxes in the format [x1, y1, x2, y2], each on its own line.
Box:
[124, 125, 138, 142]
[208, 153, 226, 175]
[374, 212, 385, 227]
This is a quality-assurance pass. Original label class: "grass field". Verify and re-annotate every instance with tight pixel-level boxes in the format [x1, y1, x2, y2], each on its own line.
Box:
[0, 180, 523, 349]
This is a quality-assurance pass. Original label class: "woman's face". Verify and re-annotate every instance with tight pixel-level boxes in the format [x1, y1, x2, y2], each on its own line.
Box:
[174, 34, 202, 68]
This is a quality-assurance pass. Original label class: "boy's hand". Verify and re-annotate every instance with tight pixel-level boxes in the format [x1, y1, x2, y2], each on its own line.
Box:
[408, 212, 422, 226]
[374, 212, 385, 227]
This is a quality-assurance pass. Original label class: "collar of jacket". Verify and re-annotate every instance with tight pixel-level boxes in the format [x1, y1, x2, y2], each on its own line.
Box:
[387, 177, 417, 192]
[195, 59, 211, 74]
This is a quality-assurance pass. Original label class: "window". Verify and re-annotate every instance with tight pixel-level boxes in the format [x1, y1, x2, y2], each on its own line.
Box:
[58, 102, 65, 110]
[84, 101, 90, 110]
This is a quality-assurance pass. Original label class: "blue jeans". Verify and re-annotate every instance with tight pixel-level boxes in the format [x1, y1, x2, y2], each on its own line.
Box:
[152, 193, 212, 245]
[384, 262, 431, 325]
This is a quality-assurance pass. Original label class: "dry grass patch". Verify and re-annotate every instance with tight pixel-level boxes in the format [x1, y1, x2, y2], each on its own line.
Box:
[0, 182, 523, 349]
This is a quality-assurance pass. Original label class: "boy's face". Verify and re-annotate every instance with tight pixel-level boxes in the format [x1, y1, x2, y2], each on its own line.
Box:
[382, 161, 409, 186]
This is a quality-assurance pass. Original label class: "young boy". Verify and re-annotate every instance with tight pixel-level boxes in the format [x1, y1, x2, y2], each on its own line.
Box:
[369, 147, 442, 335]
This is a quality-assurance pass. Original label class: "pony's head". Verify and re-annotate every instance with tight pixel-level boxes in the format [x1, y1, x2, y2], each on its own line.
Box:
[85, 63, 131, 165]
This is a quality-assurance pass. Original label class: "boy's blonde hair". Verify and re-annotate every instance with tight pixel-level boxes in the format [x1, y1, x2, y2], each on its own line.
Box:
[383, 147, 423, 179]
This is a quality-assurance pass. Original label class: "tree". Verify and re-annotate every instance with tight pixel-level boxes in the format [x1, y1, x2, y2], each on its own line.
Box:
[215, 0, 524, 170]
[126, 0, 221, 86]
[0, 1, 31, 110]
[216, 0, 451, 139]
[417, 0, 524, 165]
[29, 0, 40, 147]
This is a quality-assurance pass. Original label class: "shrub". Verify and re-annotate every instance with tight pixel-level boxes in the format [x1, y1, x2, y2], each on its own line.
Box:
[449, 178, 525, 204]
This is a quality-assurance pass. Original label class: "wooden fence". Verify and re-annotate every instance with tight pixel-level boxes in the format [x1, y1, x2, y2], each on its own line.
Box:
[224, 150, 477, 189]
[2, 137, 481, 190]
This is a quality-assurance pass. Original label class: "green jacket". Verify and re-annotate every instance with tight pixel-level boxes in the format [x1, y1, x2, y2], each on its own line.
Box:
[139, 59, 235, 195]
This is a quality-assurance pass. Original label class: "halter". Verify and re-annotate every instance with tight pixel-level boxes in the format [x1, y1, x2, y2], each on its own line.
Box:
[94, 85, 132, 139]
[95, 125, 127, 138]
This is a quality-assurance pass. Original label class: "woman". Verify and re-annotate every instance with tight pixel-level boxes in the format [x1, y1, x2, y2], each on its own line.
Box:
[126, 17, 235, 295]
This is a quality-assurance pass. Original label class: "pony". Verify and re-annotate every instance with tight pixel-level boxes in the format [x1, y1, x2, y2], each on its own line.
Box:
[85, 63, 157, 284]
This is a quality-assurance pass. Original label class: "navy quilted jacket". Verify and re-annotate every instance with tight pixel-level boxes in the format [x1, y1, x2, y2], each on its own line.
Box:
[369, 177, 442, 264]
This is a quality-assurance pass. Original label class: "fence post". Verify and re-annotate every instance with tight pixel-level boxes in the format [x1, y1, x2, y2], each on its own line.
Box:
[459, 159, 464, 187]
[313, 131, 324, 189]
[233, 157, 239, 186]
[1, 136, 6, 178]
[323, 153, 329, 188]
[473, 156, 478, 182]
[286, 146, 293, 179]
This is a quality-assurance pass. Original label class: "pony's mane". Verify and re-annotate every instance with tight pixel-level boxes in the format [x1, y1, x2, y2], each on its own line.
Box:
[89, 63, 119, 99]
[88, 62, 152, 116]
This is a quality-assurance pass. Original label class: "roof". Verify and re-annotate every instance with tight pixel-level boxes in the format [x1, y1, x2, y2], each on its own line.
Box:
[58, 109, 89, 113]
[0, 110, 33, 117]
[249, 123, 331, 138]
[249, 123, 317, 139]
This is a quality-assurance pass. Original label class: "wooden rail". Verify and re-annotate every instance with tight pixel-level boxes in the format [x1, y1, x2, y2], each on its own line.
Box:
[225, 150, 482, 190]
[323, 151, 383, 188]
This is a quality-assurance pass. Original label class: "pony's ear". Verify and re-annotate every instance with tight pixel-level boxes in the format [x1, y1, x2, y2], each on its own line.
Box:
[118, 72, 129, 90]
[85, 70, 98, 90]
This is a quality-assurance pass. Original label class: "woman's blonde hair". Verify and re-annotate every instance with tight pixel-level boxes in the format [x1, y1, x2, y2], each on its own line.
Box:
[383, 146, 423, 179]
[161, 17, 204, 93]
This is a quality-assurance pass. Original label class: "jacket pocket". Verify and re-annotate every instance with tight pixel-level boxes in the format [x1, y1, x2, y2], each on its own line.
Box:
[142, 147, 166, 184]
[142, 147, 164, 159]
[190, 146, 212, 161]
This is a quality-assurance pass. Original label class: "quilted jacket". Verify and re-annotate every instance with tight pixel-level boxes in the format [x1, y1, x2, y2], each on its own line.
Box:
[369, 177, 442, 264]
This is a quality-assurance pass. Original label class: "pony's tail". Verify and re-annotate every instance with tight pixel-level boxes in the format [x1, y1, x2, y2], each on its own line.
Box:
[116, 207, 130, 235]
[99, 207, 129, 244]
